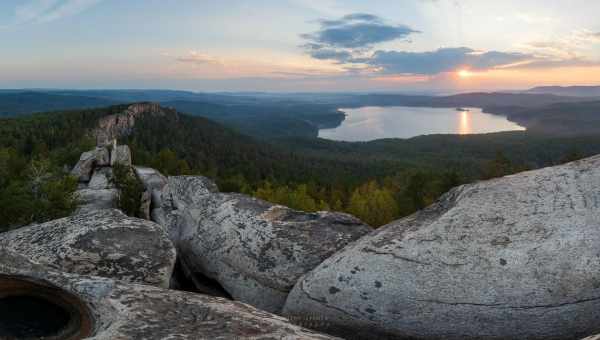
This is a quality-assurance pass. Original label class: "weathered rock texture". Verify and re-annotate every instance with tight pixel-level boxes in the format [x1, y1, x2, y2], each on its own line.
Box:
[283, 156, 600, 340]
[88, 167, 113, 190]
[94, 102, 166, 146]
[0, 249, 339, 340]
[0, 209, 175, 288]
[74, 188, 118, 214]
[70, 150, 96, 182]
[158, 176, 371, 313]
[110, 145, 131, 166]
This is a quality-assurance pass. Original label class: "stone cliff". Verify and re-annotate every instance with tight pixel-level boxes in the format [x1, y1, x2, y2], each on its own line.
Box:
[94, 102, 170, 146]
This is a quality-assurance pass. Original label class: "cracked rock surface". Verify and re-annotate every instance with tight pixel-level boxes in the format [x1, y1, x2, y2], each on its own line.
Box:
[283, 156, 600, 340]
[0, 249, 339, 340]
[158, 176, 371, 313]
[0, 209, 175, 288]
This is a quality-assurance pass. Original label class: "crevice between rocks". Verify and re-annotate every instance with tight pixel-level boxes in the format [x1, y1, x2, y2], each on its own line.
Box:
[170, 256, 232, 299]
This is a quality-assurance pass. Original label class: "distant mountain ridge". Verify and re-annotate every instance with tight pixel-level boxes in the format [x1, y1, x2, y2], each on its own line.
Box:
[2, 88, 599, 138]
[525, 86, 600, 97]
[0, 91, 117, 116]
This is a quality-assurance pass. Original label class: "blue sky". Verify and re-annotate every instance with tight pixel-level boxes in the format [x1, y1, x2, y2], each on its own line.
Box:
[2, 0, 600, 92]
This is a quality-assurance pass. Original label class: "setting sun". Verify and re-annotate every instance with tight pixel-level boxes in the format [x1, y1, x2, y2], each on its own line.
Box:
[458, 69, 474, 78]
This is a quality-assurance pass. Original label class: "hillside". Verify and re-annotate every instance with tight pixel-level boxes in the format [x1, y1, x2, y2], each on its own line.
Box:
[0, 91, 117, 117]
[526, 85, 600, 97]
[2, 89, 597, 139]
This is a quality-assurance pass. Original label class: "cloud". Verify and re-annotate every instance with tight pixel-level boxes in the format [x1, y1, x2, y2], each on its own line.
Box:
[37, 0, 103, 23]
[8, 0, 102, 26]
[300, 13, 593, 76]
[523, 29, 600, 60]
[363, 48, 533, 75]
[175, 51, 223, 66]
[302, 13, 418, 49]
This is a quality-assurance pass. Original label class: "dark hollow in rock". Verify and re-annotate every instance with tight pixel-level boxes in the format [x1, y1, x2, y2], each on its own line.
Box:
[170, 257, 232, 299]
[0, 275, 93, 340]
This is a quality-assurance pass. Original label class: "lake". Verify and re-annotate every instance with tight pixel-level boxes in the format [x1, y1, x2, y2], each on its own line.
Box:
[318, 106, 526, 142]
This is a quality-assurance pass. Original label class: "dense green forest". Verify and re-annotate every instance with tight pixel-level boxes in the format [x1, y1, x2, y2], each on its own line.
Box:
[0, 103, 595, 231]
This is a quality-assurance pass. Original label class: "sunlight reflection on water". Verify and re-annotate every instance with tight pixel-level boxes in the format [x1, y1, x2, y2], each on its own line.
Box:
[319, 106, 525, 142]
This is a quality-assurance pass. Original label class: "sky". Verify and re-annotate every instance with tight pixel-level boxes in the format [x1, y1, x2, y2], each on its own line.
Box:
[2, 0, 600, 92]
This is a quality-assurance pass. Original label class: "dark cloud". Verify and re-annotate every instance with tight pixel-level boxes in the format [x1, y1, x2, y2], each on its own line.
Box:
[310, 49, 353, 62]
[302, 14, 534, 76]
[303, 13, 418, 49]
[365, 48, 532, 74]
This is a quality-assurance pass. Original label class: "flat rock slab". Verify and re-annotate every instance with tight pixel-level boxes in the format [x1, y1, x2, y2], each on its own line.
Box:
[160, 176, 371, 313]
[74, 188, 118, 214]
[88, 167, 113, 190]
[0, 249, 339, 340]
[283, 156, 600, 340]
[0, 209, 175, 287]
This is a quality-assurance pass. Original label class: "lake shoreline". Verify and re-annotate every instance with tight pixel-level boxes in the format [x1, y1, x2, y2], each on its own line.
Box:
[318, 106, 526, 142]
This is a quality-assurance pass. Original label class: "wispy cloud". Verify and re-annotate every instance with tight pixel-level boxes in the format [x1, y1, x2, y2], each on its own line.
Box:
[174, 51, 224, 66]
[6, 0, 102, 27]
[523, 29, 600, 60]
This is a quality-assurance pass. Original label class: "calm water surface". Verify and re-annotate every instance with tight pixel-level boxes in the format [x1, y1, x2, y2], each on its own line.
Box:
[318, 106, 526, 142]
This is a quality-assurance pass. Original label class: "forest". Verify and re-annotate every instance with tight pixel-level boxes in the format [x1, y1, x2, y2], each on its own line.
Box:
[0, 103, 593, 231]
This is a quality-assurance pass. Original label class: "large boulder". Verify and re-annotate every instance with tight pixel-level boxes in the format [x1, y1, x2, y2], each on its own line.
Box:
[160, 176, 371, 313]
[0, 209, 175, 288]
[70, 147, 111, 182]
[135, 166, 168, 205]
[74, 188, 119, 214]
[0, 249, 339, 340]
[111, 144, 132, 166]
[283, 156, 600, 340]
[70, 150, 96, 182]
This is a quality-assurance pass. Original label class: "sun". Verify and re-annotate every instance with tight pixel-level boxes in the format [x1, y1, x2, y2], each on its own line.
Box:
[457, 69, 473, 78]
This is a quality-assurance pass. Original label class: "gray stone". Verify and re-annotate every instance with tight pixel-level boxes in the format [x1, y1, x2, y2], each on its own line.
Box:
[159, 176, 371, 313]
[134, 166, 168, 206]
[283, 156, 600, 340]
[74, 188, 118, 214]
[0, 209, 175, 288]
[140, 189, 151, 220]
[70, 150, 95, 182]
[583, 336, 600, 340]
[0, 249, 339, 340]
[94, 103, 166, 146]
[95, 146, 111, 166]
[88, 167, 113, 190]
[111, 145, 131, 166]
[164, 175, 219, 209]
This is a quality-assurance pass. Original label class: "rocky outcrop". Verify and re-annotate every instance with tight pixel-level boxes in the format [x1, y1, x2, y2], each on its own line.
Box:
[71, 143, 142, 215]
[135, 166, 168, 204]
[158, 176, 371, 313]
[0, 249, 339, 340]
[70, 150, 96, 182]
[283, 156, 600, 340]
[94, 102, 167, 145]
[74, 188, 118, 214]
[111, 144, 131, 166]
[0, 209, 175, 288]
[70, 147, 112, 182]
[88, 167, 113, 190]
